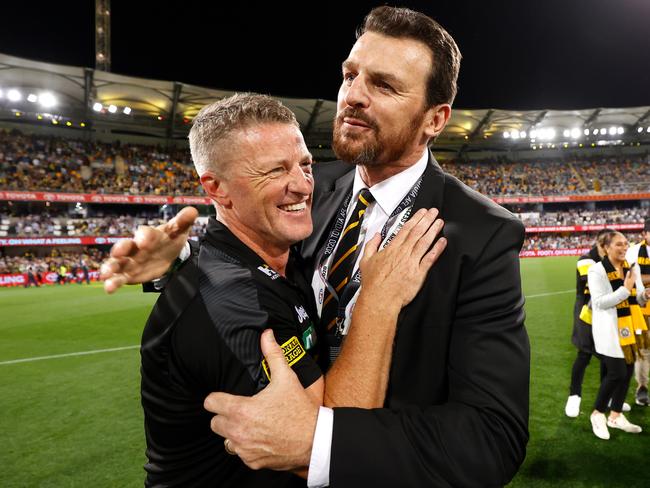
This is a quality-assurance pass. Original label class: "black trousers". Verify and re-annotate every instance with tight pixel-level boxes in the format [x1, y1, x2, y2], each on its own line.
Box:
[569, 350, 606, 396]
[594, 355, 634, 413]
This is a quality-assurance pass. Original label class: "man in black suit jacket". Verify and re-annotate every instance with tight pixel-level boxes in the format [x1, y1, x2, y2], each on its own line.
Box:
[103, 6, 529, 487]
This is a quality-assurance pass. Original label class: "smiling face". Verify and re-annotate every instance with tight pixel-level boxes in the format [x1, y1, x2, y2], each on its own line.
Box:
[205, 123, 314, 256]
[605, 233, 629, 264]
[332, 31, 439, 170]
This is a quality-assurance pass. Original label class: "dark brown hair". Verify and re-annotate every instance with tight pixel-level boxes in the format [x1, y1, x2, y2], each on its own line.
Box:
[357, 6, 462, 106]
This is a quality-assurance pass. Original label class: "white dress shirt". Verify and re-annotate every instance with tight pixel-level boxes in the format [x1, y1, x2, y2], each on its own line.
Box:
[307, 150, 428, 487]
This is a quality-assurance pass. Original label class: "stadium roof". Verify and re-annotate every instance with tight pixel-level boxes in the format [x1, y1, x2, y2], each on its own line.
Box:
[1, 52, 649, 153]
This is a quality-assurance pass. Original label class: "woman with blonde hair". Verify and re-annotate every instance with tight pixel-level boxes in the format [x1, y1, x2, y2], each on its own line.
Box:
[588, 231, 649, 439]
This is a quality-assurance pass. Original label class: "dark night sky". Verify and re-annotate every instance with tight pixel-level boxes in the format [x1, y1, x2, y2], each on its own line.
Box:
[1, 0, 649, 110]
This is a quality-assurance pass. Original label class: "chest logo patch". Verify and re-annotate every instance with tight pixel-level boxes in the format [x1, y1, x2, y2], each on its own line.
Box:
[295, 305, 309, 324]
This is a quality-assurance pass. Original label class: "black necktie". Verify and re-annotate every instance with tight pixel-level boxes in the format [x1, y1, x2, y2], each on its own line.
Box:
[320, 188, 375, 332]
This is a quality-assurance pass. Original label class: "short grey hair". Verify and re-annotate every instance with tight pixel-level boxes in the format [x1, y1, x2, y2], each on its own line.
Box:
[188, 93, 299, 176]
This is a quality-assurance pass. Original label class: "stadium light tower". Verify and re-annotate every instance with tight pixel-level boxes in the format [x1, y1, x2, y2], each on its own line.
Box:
[95, 0, 111, 71]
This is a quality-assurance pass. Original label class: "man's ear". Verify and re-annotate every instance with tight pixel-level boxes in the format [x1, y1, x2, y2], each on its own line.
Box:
[423, 103, 452, 140]
[200, 172, 232, 208]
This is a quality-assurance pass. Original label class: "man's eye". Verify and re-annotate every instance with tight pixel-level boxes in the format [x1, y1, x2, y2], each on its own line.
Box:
[377, 82, 393, 92]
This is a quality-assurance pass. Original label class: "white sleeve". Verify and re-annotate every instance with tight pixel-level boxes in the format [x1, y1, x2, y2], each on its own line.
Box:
[307, 406, 333, 488]
[634, 263, 647, 307]
[588, 265, 630, 310]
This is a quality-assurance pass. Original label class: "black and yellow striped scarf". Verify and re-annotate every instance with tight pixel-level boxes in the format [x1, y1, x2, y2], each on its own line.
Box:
[638, 240, 650, 317]
[602, 257, 647, 363]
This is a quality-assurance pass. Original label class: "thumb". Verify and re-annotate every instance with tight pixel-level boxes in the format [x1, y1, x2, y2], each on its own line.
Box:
[167, 206, 199, 238]
[361, 232, 382, 262]
[260, 329, 291, 381]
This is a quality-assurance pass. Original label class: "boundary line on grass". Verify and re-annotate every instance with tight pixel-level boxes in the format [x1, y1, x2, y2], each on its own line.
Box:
[0, 345, 139, 365]
[2, 289, 574, 366]
[526, 289, 573, 299]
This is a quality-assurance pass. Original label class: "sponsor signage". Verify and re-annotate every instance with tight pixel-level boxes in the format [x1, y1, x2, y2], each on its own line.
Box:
[0, 191, 212, 206]
[525, 223, 644, 233]
[0, 236, 128, 247]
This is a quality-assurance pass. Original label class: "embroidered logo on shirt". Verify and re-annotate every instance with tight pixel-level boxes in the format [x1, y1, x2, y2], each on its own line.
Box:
[295, 305, 309, 324]
[257, 264, 280, 280]
[261, 336, 306, 380]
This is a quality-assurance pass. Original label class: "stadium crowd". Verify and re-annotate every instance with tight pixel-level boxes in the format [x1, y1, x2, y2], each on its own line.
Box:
[0, 247, 106, 277]
[1, 129, 648, 197]
[1, 213, 207, 237]
[523, 233, 639, 251]
[518, 207, 647, 226]
[0, 129, 202, 196]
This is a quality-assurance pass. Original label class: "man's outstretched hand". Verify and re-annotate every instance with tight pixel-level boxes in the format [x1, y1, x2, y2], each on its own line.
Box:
[100, 206, 198, 293]
[204, 329, 319, 471]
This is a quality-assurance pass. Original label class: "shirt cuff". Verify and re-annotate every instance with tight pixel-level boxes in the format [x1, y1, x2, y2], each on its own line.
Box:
[307, 406, 333, 488]
[179, 241, 191, 262]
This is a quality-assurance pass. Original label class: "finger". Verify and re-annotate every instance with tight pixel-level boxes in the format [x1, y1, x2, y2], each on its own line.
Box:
[410, 218, 444, 260]
[420, 237, 447, 270]
[166, 207, 199, 239]
[109, 238, 138, 258]
[204, 391, 243, 415]
[360, 233, 382, 262]
[133, 225, 164, 252]
[396, 208, 439, 251]
[210, 413, 232, 438]
[260, 329, 292, 381]
[387, 208, 429, 247]
[103, 274, 128, 294]
[99, 258, 119, 280]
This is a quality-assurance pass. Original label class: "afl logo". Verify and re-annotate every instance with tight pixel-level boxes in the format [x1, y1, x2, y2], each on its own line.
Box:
[621, 328, 631, 338]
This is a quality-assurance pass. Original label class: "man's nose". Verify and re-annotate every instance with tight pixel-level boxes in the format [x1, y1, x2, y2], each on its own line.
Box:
[343, 76, 370, 108]
[288, 165, 313, 194]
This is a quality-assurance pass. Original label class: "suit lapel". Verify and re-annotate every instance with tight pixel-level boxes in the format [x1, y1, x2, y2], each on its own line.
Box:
[411, 151, 446, 214]
[301, 169, 355, 263]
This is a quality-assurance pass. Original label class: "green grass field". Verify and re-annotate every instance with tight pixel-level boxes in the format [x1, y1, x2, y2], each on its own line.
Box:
[1, 257, 648, 487]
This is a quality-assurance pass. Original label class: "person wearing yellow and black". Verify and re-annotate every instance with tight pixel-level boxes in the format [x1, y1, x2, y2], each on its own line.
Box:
[565, 229, 612, 417]
[626, 218, 650, 406]
[588, 231, 649, 440]
[140, 94, 446, 486]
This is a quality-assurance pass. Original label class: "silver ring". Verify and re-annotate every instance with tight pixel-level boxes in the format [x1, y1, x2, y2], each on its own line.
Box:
[224, 438, 236, 456]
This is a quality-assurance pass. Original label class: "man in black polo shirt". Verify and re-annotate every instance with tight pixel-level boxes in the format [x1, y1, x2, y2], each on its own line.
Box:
[140, 93, 445, 486]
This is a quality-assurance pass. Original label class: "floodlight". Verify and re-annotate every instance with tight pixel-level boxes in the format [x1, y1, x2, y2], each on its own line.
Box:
[617, 127, 624, 135]
[503, 131, 510, 138]
[563, 129, 570, 138]
[66, 121, 72, 126]
[599, 128, 606, 135]
[530, 130, 537, 139]
[593, 129, 599, 135]
[93, 102, 103, 112]
[27, 94, 37, 103]
[7, 89, 21, 102]
[52, 119, 58, 125]
[571, 128, 581, 138]
[647, 127, 650, 133]
[0, 89, 3, 98]
[520, 131, 526, 138]
[608, 127, 617, 135]
[511, 130, 520, 139]
[584, 129, 590, 136]
[80, 122, 86, 127]
[108, 105, 117, 113]
[123, 106, 132, 115]
[39, 92, 56, 108]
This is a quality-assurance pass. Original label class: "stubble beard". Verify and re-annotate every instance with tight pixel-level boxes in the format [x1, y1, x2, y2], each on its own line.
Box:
[332, 109, 426, 168]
